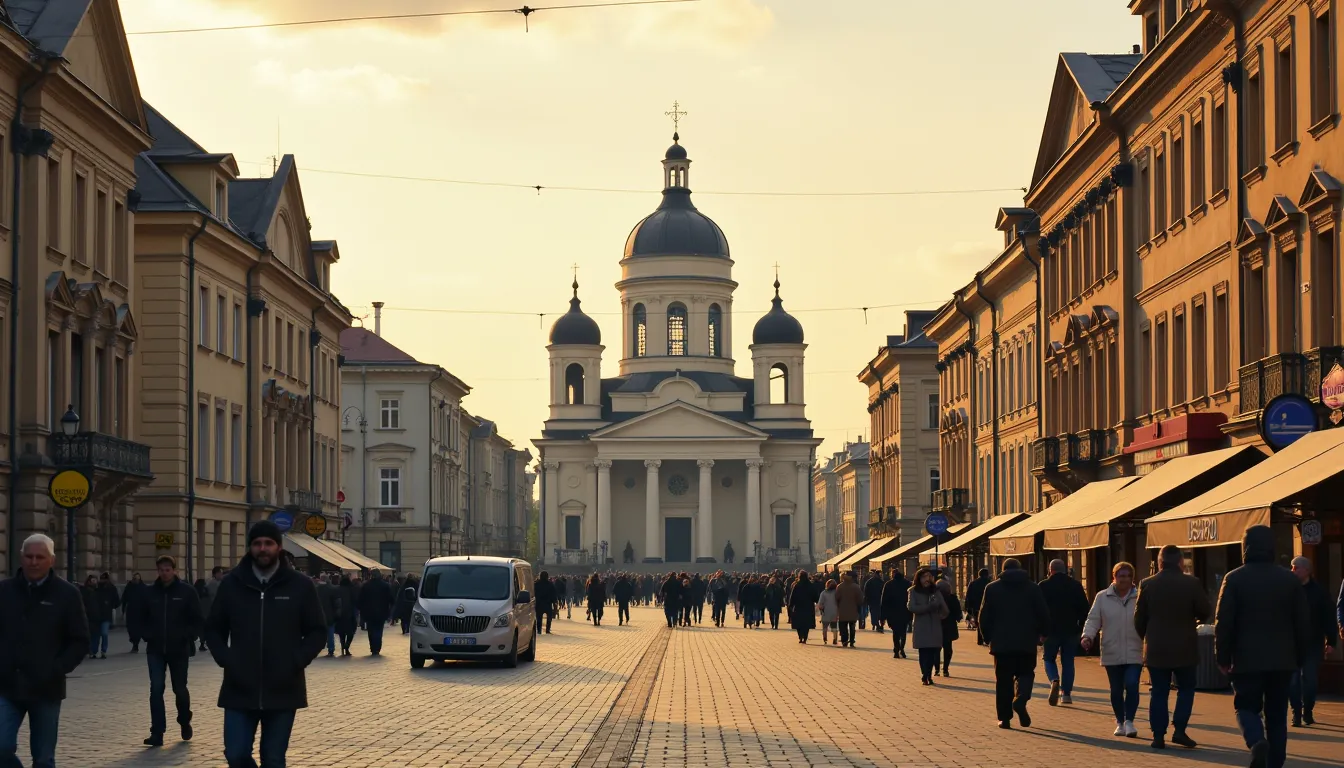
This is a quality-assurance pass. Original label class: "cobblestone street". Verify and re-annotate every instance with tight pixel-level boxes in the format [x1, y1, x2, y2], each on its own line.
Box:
[25, 607, 1344, 767]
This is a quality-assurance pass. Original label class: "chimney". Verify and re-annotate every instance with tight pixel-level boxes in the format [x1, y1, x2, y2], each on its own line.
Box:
[372, 301, 384, 337]
[1133, 43, 1141, 54]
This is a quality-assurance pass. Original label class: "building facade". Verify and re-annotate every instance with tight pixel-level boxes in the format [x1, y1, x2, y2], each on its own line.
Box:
[833, 442, 870, 552]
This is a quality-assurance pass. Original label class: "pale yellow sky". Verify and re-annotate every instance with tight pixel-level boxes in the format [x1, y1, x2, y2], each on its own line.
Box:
[123, 0, 1138, 463]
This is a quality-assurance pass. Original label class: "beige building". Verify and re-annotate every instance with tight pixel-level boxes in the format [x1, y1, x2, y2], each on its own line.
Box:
[833, 442, 870, 552]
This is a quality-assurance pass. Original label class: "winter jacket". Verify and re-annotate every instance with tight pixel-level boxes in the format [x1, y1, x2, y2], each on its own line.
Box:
[881, 575, 912, 626]
[977, 568, 1050, 656]
[907, 588, 948, 649]
[660, 577, 683, 610]
[764, 582, 785, 611]
[863, 574, 885, 607]
[121, 580, 150, 638]
[81, 584, 110, 626]
[586, 581, 606, 609]
[689, 577, 707, 604]
[835, 581, 864, 622]
[963, 575, 990, 619]
[336, 580, 359, 633]
[1214, 526, 1311, 673]
[1082, 584, 1143, 666]
[788, 579, 818, 630]
[613, 578, 634, 604]
[1134, 566, 1212, 669]
[818, 589, 839, 623]
[939, 586, 962, 643]
[138, 577, 203, 657]
[709, 577, 728, 604]
[534, 577, 557, 612]
[0, 575, 89, 702]
[357, 575, 394, 623]
[1302, 579, 1338, 651]
[317, 582, 343, 624]
[1039, 573, 1090, 638]
[97, 582, 120, 622]
[202, 557, 327, 711]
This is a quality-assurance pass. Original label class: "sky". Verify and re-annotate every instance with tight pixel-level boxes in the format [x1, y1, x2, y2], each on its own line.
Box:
[122, 0, 1138, 464]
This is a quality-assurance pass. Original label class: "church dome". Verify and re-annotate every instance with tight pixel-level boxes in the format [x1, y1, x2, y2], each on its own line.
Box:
[664, 141, 687, 161]
[624, 135, 729, 259]
[752, 280, 804, 345]
[549, 281, 601, 345]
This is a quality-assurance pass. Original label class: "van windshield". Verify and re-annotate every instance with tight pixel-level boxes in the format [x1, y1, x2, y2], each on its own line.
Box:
[420, 564, 511, 601]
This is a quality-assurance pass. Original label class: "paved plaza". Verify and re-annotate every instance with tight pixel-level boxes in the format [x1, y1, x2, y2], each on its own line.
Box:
[22, 606, 1344, 767]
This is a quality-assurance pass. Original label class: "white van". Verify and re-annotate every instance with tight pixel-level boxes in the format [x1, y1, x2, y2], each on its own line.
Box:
[407, 556, 537, 668]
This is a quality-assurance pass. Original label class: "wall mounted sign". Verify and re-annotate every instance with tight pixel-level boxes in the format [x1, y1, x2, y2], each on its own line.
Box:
[48, 470, 90, 509]
[270, 509, 295, 532]
[303, 514, 328, 537]
[1299, 519, 1323, 546]
[1259, 394, 1317, 451]
[1321, 362, 1344, 425]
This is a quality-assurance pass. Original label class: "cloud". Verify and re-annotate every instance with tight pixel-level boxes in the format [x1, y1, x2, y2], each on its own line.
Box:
[624, 0, 773, 50]
[252, 60, 429, 103]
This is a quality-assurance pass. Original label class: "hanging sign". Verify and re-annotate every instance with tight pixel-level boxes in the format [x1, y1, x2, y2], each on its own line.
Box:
[1259, 394, 1317, 451]
[48, 470, 91, 509]
[303, 514, 328, 537]
[270, 509, 295, 532]
[1321, 362, 1344, 425]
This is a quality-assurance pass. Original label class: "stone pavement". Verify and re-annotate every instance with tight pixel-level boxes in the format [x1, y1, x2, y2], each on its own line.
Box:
[18, 606, 1344, 767]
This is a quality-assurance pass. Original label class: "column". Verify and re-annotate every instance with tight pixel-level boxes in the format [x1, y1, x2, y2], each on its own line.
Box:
[644, 460, 661, 562]
[796, 461, 810, 554]
[542, 461, 560, 561]
[696, 459, 714, 562]
[595, 459, 612, 563]
[745, 459, 763, 562]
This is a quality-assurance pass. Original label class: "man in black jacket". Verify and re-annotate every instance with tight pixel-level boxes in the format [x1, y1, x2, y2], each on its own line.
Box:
[122, 573, 149, 653]
[863, 571, 885, 632]
[204, 520, 326, 768]
[978, 558, 1050, 730]
[1214, 526, 1311, 768]
[534, 572, 557, 634]
[0, 534, 89, 768]
[1288, 556, 1336, 727]
[964, 568, 991, 646]
[1039, 559, 1089, 707]
[317, 575, 342, 658]
[139, 555, 203, 747]
[357, 568, 394, 656]
[880, 570, 911, 658]
[613, 574, 634, 626]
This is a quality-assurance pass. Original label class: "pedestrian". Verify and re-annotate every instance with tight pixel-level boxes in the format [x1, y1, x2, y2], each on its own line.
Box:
[1214, 525, 1311, 768]
[709, 571, 729, 627]
[835, 573, 864, 648]
[724, 541, 735, 564]
[613, 573, 633, 626]
[965, 567, 991, 646]
[977, 558, 1050, 729]
[863, 570, 885, 632]
[203, 520, 327, 768]
[394, 575, 418, 635]
[204, 566, 226, 651]
[80, 574, 110, 660]
[881, 569, 911, 659]
[818, 579, 840, 645]
[122, 573, 149, 653]
[1288, 556, 1336, 727]
[586, 573, 606, 626]
[97, 573, 120, 633]
[764, 576, 784, 629]
[138, 555, 203, 747]
[936, 579, 962, 677]
[336, 575, 358, 655]
[1081, 561, 1144, 739]
[0, 534, 89, 768]
[660, 572, 682, 628]
[689, 573, 706, 624]
[534, 571, 557, 634]
[788, 570, 818, 644]
[1134, 543, 1213, 749]
[317, 574, 343, 657]
[1039, 559, 1089, 707]
[357, 567, 393, 656]
[907, 567, 948, 685]
[680, 574, 694, 627]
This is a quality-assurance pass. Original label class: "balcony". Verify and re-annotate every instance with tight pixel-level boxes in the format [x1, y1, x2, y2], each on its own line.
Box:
[930, 489, 968, 514]
[1062, 429, 1106, 467]
[287, 488, 323, 514]
[51, 432, 152, 477]
[1239, 347, 1344, 414]
[1030, 436, 1059, 476]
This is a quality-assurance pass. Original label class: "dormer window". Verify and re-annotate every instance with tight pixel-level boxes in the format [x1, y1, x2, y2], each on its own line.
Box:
[214, 179, 226, 218]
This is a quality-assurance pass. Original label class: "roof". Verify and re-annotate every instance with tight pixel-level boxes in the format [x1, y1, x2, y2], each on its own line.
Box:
[339, 326, 419, 364]
[144, 104, 208, 155]
[1060, 52, 1141, 104]
[922, 512, 1027, 563]
[7, 0, 92, 55]
[549, 282, 602, 345]
[869, 524, 973, 569]
[752, 280, 804, 345]
[625, 140, 728, 259]
[132, 154, 205, 214]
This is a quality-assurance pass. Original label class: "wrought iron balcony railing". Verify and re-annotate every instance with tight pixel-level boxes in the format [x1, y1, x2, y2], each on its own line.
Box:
[1239, 348, 1344, 414]
[1030, 436, 1059, 474]
[1064, 429, 1106, 466]
[930, 488, 969, 512]
[51, 432, 152, 477]
[288, 488, 323, 513]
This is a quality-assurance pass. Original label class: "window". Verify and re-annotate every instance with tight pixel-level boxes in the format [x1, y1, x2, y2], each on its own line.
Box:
[1247, 69, 1264, 166]
[1212, 100, 1228, 191]
[232, 304, 242, 359]
[214, 180, 226, 217]
[380, 398, 400, 429]
[1155, 319, 1168, 411]
[666, 303, 687, 356]
[378, 541, 402, 574]
[46, 156, 60, 246]
[1190, 118, 1205, 208]
[261, 310, 270, 365]
[197, 403, 209, 480]
[927, 393, 938, 429]
[1139, 161, 1152, 241]
[1276, 43, 1295, 148]
[929, 468, 941, 497]
[273, 316, 282, 370]
[1312, 10, 1333, 123]
[564, 363, 584, 405]
[708, 303, 722, 357]
[74, 172, 87, 262]
[1213, 290, 1230, 390]
[1140, 326, 1152, 414]
[379, 467, 401, 507]
[113, 200, 126, 282]
[1105, 198, 1118, 273]
[95, 189, 107, 273]
[1316, 231, 1337, 347]
[286, 322, 295, 373]
[769, 363, 788, 404]
[1170, 133, 1184, 222]
[1154, 147, 1168, 232]
[216, 294, 226, 351]
[1280, 248, 1301, 351]
[231, 412, 242, 485]
[1173, 311, 1186, 405]
[198, 285, 209, 346]
[633, 303, 647, 357]
[1192, 299, 1207, 400]
[215, 406, 226, 480]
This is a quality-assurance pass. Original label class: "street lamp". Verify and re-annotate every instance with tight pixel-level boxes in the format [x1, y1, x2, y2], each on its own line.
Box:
[57, 405, 80, 578]
[60, 405, 80, 437]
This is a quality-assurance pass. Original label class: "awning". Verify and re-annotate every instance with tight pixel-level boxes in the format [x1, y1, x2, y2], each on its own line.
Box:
[1043, 446, 1266, 550]
[922, 513, 1028, 564]
[1146, 428, 1344, 549]
[321, 538, 393, 572]
[285, 532, 361, 571]
[838, 535, 899, 570]
[990, 476, 1137, 557]
[819, 539, 873, 570]
[869, 524, 972, 570]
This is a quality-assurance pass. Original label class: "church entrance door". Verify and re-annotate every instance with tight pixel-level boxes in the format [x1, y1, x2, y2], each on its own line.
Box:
[774, 514, 791, 551]
[564, 515, 582, 551]
[665, 518, 692, 563]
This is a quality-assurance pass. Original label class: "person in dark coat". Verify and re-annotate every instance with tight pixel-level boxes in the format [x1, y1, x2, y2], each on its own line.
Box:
[97, 573, 120, 630]
[586, 574, 607, 626]
[138, 555, 203, 747]
[1039, 559, 1090, 707]
[1135, 544, 1213, 748]
[357, 568, 394, 656]
[534, 572, 557, 634]
[723, 541, 735, 564]
[81, 575, 111, 660]
[689, 574, 707, 625]
[937, 580, 962, 677]
[317, 574, 344, 656]
[1214, 525, 1311, 768]
[881, 570, 912, 659]
[393, 575, 418, 635]
[1288, 556, 1337, 727]
[764, 576, 785, 629]
[863, 571, 885, 632]
[964, 568, 991, 646]
[787, 571, 818, 643]
[708, 572, 730, 627]
[336, 576, 359, 655]
[203, 520, 326, 768]
[0, 534, 89, 768]
[612, 574, 634, 626]
[978, 558, 1050, 730]
[122, 573, 150, 653]
[660, 573, 683, 628]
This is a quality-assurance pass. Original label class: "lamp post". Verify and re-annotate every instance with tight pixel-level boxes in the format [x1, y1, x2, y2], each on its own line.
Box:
[342, 406, 368, 556]
[57, 405, 80, 579]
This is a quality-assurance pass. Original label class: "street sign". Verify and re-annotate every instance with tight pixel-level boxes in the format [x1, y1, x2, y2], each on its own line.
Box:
[303, 514, 328, 537]
[1259, 394, 1317, 451]
[154, 532, 174, 549]
[270, 509, 295, 532]
[1300, 519, 1323, 546]
[336, 490, 346, 504]
[925, 512, 949, 537]
[48, 470, 91, 510]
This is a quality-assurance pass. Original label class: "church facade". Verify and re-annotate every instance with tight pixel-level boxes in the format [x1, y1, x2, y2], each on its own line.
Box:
[533, 136, 821, 567]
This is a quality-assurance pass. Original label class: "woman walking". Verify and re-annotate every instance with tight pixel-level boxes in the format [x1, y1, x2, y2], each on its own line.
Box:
[936, 580, 963, 676]
[1081, 561, 1144, 738]
[586, 573, 607, 626]
[788, 571, 818, 644]
[818, 579, 840, 645]
[907, 567, 948, 685]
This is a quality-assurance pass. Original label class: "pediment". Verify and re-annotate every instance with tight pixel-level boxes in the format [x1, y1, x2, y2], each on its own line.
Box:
[1032, 65, 1088, 188]
[60, 2, 147, 131]
[1062, 314, 1092, 346]
[1236, 218, 1267, 248]
[1264, 195, 1302, 231]
[590, 401, 767, 441]
[1298, 168, 1341, 209]
[263, 160, 316, 284]
[45, 271, 76, 309]
[115, 303, 137, 339]
[367, 442, 417, 454]
[770, 498, 797, 511]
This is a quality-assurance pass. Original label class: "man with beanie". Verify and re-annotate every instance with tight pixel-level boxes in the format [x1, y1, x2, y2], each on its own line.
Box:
[204, 520, 327, 768]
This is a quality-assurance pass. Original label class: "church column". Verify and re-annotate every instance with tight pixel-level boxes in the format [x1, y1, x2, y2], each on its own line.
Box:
[795, 461, 810, 554]
[644, 460, 661, 562]
[745, 459, 763, 562]
[595, 459, 612, 563]
[542, 461, 560, 561]
[696, 459, 714, 561]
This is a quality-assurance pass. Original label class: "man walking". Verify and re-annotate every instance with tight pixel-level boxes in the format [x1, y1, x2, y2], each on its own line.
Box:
[977, 558, 1049, 730]
[1288, 556, 1336, 727]
[0, 534, 89, 768]
[139, 555, 203, 747]
[121, 573, 149, 653]
[533, 572, 556, 635]
[863, 570, 885, 632]
[709, 572, 729, 627]
[1039, 559, 1088, 707]
[881, 570, 911, 659]
[204, 520, 326, 768]
[1214, 525, 1310, 768]
[965, 568, 991, 646]
[613, 574, 633, 626]
[357, 568, 393, 656]
[1135, 544, 1212, 749]
[317, 574, 343, 658]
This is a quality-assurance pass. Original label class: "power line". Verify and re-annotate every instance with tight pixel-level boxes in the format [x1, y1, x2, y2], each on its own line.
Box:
[346, 298, 945, 321]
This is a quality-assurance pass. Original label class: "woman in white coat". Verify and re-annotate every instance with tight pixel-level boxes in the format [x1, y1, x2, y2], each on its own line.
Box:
[1081, 561, 1144, 738]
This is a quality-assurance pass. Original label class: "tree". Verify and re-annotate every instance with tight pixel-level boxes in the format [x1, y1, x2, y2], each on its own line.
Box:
[524, 498, 540, 561]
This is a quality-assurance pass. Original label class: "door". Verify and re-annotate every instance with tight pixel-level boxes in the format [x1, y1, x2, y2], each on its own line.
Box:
[564, 515, 581, 550]
[665, 518, 692, 563]
[774, 514, 791, 551]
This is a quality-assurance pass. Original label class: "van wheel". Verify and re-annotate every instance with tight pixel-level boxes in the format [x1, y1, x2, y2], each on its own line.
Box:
[520, 628, 536, 662]
[410, 654, 426, 669]
[502, 632, 519, 668]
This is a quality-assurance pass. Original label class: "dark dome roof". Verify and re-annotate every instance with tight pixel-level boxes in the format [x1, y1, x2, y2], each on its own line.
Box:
[752, 281, 804, 345]
[624, 188, 729, 258]
[665, 141, 687, 160]
[549, 282, 601, 345]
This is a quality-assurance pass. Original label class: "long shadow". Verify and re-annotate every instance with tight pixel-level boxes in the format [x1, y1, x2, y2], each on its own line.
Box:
[408, 659, 629, 685]
[1026, 727, 1342, 768]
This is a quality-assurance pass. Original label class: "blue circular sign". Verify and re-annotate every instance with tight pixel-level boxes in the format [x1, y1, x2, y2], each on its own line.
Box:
[925, 512, 949, 537]
[1260, 394, 1317, 451]
[270, 509, 295, 533]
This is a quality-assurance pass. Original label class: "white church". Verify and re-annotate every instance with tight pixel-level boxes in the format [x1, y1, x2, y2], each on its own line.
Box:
[534, 135, 821, 566]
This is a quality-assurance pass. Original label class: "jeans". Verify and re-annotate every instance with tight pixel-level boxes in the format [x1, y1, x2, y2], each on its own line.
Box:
[1148, 665, 1197, 736]
[617, 602, 630, 624]
[89, 621, 110, 656]
[536, 609, 552, 634]
[768, 609, 780, 629]
[1232, 671, 1292, 768]
[1104, 664, 1142, 724]
[1289, 653, 1322, 715]
[993, 652, 1037, 723]
[1041, 634, 1078, 694]
[711, 600, 727, 625]
[917, 647, 940, 680]
[891, 622, 908, 654]
[366, 622, 385, 655]
[147, 653, 192, 736]
[838, 621, 856, 645]
[325, 625, 336, 654]
[222, 708, 296, 768]
[0, 695, 61, 768]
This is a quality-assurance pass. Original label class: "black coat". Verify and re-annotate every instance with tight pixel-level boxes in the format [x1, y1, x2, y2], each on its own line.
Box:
[586, 581, 606, 608]
[1303, 579, 1339, 651]
[788, 579, 817, 630]
[977, 568, 1050, 656]
[863, 574, 884, 607]
[121, 580, 150, 638]
[202, 558, 327, 711]
[336, 581, 359, 633]
[0, 575, 89, 702]
[764, 583, 785, 611]
[660, 578, 682, 609]
[612, 578, 633, 604]
[138, 577, 203, 657]
[317, 583, 343, 624]
[97, 582, 120, 621]
[940, 590, 963, 642]
[1038, 573, 1090, 637]
[357, 576, 394, 624]
[964, 575, 990, 618]
[1214, 526, 1311, 673]
[534, 577, 557, 612]
[81, 584, 109, 626]
[881, 575, 911, 624]
[689, 577, 707, 603]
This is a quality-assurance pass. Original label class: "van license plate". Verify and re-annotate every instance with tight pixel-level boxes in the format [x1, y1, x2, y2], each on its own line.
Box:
[444, 637, 475, 646]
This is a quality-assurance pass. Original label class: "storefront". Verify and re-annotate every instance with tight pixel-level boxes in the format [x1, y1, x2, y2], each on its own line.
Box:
[990, 477, 1135, 583]
[836, 534, 899, 574]
[870, 524, 971, 579]
[921, 513, 1026, 593]
[285, 531, 362, 573]
[323, 538, 394, 573]
[818, 539, 871, 573]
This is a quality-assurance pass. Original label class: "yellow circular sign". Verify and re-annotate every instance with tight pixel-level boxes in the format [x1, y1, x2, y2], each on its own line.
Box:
[303, 514, 328, 537]
[49, 470, 91, 509]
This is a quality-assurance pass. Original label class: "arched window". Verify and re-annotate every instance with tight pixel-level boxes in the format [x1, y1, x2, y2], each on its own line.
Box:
[769, 363, 788, 404]
[632, 304, 647, 357]
[564, 363, 585, 405]
[667, 303, 687, 356]
[708, 304, 722, 357]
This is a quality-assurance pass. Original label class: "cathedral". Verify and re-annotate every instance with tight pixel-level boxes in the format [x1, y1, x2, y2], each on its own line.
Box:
[534, 135, 820, 566]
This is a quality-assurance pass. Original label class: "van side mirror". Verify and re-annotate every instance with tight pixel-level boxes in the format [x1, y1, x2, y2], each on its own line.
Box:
[515, 589, 530, 605]
[403, 587, 416, 601]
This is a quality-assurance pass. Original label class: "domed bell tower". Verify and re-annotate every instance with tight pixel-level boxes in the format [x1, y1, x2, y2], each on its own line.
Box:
[750, 279, 807, 424]
[548, 280, 603, 422]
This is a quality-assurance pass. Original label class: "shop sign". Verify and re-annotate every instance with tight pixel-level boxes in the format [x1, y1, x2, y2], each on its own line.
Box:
[154, 532, 174, 549]
[1299, 519, 1323, 546]
[1322, 362, 1344, 425]
[1063, 530, 1082, 548]
[1259, 394, 1317, 451]
[48, 470, 91, 510]
[1003, 539, 1018, 554]
[303, 514, 328, 537]
[1187, 516, 1219, 543]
